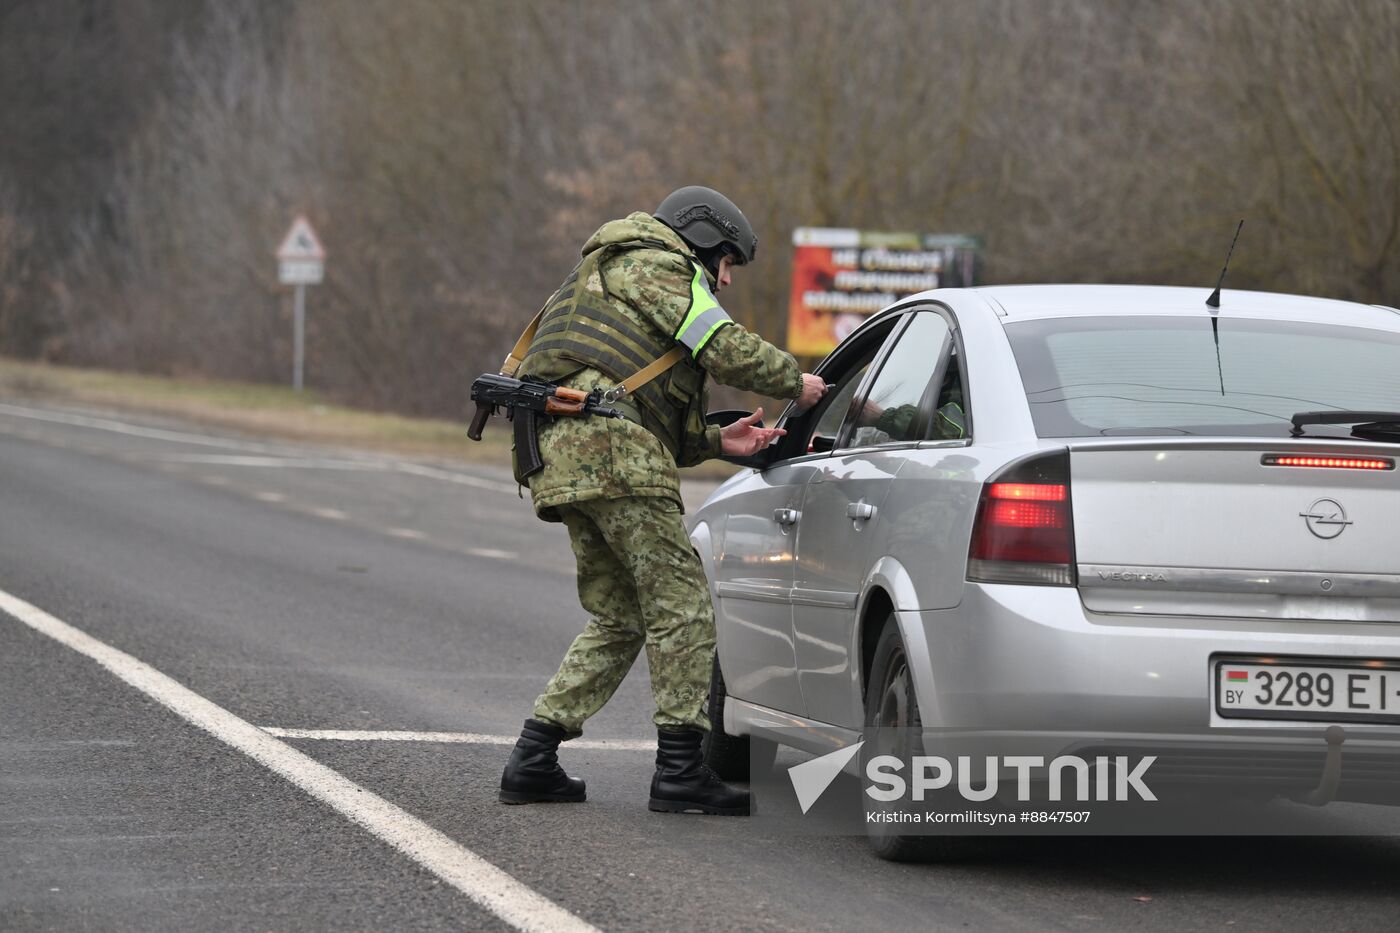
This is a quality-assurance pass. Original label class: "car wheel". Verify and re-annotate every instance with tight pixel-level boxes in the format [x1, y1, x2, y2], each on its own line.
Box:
[703, 654, 777, 781]
[864, 615, 976, 863]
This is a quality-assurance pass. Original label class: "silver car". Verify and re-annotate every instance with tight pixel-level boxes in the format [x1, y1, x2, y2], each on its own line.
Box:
[693, 284, 1400, 849]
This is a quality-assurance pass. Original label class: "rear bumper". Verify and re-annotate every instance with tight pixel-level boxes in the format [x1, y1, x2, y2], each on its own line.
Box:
[908, 583, 1400, 793]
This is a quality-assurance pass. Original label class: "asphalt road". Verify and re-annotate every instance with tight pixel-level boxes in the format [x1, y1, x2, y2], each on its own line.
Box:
[5, 398, 1400, 932]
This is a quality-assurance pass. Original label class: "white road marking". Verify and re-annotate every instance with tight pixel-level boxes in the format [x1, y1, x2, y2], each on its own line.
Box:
[386, 528, 427, 540]
[0, 587, 598, 933]
[467, 547, 518, 560]
[0, 402, 278, 452]
[255, 491, 287, 503]
[153, 454, 384, 470]
[0, 402, 519, 494]
[311, 507, 348, 520]
[261, 728, 653, 752]
[394, 462, 518, 494]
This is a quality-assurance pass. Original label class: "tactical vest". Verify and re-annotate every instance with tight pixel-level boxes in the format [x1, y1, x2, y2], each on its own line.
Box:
[518, 239, 730, 460]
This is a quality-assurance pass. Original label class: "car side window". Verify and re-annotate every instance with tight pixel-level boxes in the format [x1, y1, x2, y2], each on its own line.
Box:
[843, 313, 952, 449]
[928, 346, 967, 440]
[775, 318, 900, 460]
[807, 359, 873, 452]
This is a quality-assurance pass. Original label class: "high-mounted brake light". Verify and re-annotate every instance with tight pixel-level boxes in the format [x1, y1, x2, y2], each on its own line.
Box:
[968, 451, 1075, 586]
[1262, 455, 1394, 471]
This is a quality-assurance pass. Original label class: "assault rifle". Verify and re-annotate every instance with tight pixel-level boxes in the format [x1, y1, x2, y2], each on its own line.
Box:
[468, 373, 627, 478]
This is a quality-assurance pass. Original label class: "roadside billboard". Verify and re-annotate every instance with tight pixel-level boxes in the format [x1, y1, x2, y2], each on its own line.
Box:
[786, 228, 981, 358]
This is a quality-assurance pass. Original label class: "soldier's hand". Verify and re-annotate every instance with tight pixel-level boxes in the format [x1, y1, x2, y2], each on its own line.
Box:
[793, 373, 828, 413]
[720, 408, 787, 457]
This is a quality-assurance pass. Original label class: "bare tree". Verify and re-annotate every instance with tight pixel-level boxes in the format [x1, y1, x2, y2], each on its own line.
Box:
[9, 0, 1396, 416]
[1212, 0, 1400, 301]
[0, 179, 37, 355]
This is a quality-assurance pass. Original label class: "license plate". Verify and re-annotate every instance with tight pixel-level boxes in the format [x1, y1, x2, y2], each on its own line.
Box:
[1214, 657, 1400, 724]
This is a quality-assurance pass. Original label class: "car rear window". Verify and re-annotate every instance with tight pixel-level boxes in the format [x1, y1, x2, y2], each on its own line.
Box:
[1004, 315, 1400, 438]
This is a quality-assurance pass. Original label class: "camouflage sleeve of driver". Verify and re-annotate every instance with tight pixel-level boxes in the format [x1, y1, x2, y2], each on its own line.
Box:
[873, 403, 921, 441]
[606, 250, 803, 401]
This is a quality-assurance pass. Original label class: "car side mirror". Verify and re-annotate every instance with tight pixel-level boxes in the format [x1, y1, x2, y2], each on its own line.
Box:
[705, 409, 776, 469]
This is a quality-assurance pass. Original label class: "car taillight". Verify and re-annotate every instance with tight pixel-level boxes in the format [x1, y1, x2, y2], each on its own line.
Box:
[968, 450, 1076, 586]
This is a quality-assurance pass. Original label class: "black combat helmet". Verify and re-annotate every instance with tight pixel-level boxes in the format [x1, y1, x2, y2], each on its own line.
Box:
[653, 186, 758, 271]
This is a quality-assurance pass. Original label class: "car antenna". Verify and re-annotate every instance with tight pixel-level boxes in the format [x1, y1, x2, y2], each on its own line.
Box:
[1205, 219, 1243, 309]
[1205, 219, 1243, 395]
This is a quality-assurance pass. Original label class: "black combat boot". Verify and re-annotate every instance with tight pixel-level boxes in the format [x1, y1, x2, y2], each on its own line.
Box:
[499, 719, 586, 804]
[648, 728, 752, 816]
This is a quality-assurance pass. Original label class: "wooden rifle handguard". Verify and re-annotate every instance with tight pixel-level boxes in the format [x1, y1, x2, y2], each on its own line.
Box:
[545, 386, 589, 416]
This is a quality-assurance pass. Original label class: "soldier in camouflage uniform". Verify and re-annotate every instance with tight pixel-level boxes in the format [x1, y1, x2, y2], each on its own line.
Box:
[498, 187, 827, 814]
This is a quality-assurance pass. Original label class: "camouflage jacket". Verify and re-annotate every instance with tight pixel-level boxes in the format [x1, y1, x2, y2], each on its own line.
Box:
[855, 399, 966, 446]
[522, 212, 802, 520]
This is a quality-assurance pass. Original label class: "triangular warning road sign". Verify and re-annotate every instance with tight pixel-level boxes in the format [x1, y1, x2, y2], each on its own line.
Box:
[276, 216, 325, 261]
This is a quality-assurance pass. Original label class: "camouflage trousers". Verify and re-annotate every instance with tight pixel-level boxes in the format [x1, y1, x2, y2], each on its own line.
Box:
[532, 495, 714, 734]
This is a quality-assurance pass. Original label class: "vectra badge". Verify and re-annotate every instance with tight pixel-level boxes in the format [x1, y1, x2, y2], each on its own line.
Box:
[1300, 498, 1352, 539]
[1098, 570, 1168, 583]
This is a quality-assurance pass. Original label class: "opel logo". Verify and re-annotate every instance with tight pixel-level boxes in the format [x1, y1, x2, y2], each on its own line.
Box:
[1300, 498, 1352, 539]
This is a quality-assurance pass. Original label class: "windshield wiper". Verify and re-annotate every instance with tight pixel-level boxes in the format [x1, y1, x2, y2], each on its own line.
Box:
[1353, 422, 1400, 441]
[1291, 410, 1400, 440]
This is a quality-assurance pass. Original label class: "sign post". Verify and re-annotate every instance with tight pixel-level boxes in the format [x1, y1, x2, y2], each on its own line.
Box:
[293, 284, 306, 393]
[276, 216, 326, 392]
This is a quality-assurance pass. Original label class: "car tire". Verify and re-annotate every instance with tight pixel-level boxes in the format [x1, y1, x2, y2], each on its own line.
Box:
[864, 614, 978, 863]
[703, 654, 777, 781]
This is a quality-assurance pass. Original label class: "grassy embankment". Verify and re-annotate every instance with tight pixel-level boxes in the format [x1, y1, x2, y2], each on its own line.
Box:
[0, 357, 738, 477]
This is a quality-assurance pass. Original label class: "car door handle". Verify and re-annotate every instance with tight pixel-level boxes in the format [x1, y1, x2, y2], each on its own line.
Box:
[847, 501, 876, 521]
[773, 508, 800, 526]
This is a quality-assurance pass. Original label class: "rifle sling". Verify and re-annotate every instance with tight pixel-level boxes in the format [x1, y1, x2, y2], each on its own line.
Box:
[499, 308, 544, 378]
[616, 347, 686, 396]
